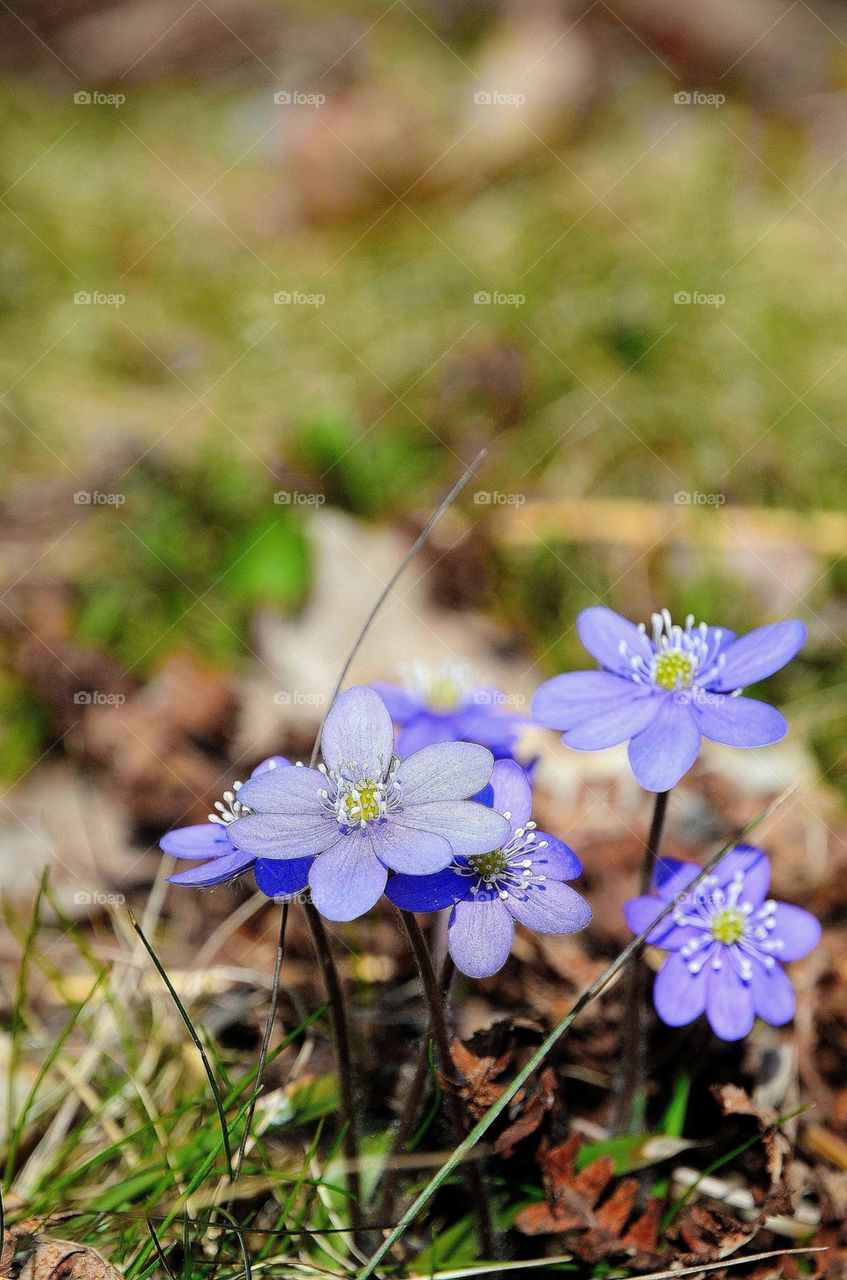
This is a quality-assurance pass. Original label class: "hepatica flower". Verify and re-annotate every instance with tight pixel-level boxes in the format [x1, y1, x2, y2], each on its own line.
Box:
[160, 756, 317, 900]
[372, 662, 527, 758]
[228, 686, 511, 923]
[387, 759, 591, 977]
[625, 846, 820, 1041]
[532, 607, 806, 792]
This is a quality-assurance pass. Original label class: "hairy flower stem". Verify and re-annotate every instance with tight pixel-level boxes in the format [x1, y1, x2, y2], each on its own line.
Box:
[378, 949, 456, 1225]
[613, 788, 670, 1134]
[304, 903, 363, 1233]
[398, 912, 495, 1259]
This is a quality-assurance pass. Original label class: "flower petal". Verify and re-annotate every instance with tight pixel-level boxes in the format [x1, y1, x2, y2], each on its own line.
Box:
[533, 833, 583, 881]
[386, 867, 466, 912]
[448, 896, 514, 977]
[563, 694, 660, 750]
[531, 670, 644, 729]
[236, 764, 325, 814]
[750, 962, 795, 1025]
[624, 894, 698, 949]
[450, 710, 525, 752]
[653, 858, 700, 901]
[711, 845, 770, 907]
[396, 716, 455, 756]
[168, 848, 255, 887]
[653, 953, 708, 1027]
[397, 800, 511, 855]
[577, 606, 654, 673]
[711, 620, 806, 693]
[368, 822, 453, 874]
[370, 682, 423, 720]
[706, 964, 755, 1041]
[307, 835, 387, 921]
[160, 824, 231, 859]
[321, 686, 395, 776]
[769, 903, 821, 960]
[628, 697, 701, 791]
[505, 880, 592, 935]
[396, 741, 493, 804]
[254, 856, 313, 900]
[250, 755, 291, 777]
[691, 694, 786, 747]
[229, 811, 341, 859]
[486, 759, 533, 832]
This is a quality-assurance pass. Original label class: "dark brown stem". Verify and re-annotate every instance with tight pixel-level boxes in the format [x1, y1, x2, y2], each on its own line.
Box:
[613, 789, 670, 1134]
[303, 903, 362, 1232]
[232, 903, 289, 1184]
[397, 912, 495, 1259]
[378, 952, 455, 1224]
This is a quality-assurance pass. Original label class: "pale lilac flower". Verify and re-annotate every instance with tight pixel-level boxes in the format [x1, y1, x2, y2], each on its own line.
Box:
[387, 759, 591, 977]
[532, 608, 806, 791]
[229, 687, 510, 922]
[625, 846, 821, 1040]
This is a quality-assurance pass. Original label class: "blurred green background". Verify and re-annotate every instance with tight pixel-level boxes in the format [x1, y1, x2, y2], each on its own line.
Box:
[1, 0, 846, 790]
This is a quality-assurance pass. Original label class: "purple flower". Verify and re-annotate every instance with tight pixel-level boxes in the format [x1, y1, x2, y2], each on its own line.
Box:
[228, 686, 511, 923]
[531, 607, 806, 792]
[625, 846, 821, 1041]
[160, 757, 316, 900]
[386, 759, 592, 978]
[372, 663, 527, 758]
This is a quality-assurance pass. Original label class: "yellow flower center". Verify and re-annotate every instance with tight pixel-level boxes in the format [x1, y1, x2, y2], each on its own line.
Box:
[344, 782, 382, 824]
[710, 907, 746, 945]
[653, 649, 695, 690]
[426, 674, 464, 712]
[468, 849, 508, 881]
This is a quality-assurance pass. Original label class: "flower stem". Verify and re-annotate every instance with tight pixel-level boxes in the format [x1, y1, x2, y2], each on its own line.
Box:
[613, 788, 670, 1134]
[398, 912, 495, 1259]
[378, 950, 455, 1225]
[303, 903, 363, 1232]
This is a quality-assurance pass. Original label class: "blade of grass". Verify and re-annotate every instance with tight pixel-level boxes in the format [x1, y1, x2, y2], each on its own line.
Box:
[5, 869, 48, 1162]
[357, 785, 795, 1279]
[128, 908, 234, 1178]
